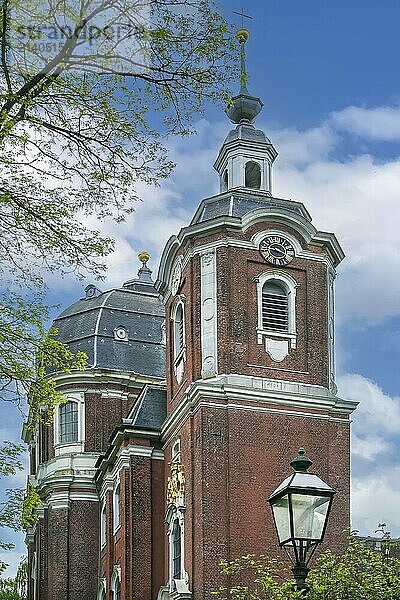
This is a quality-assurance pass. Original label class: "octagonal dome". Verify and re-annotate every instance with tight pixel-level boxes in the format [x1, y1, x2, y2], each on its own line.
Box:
[53, 264, 166, 380]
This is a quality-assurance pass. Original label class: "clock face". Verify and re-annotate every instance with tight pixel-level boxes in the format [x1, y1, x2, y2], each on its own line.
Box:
[259, 235, 295, 266]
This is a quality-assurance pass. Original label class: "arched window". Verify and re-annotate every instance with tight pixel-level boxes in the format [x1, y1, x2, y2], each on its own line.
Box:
[111, 569, 121, 600]
[172, 519, 182, 579]
[59, 401, 78, 443]
[256, 270, 298, 361]
[98, 582, 106, 600]
[262, 280, 289, 333]
[245, 161, 261, 189]
[114, 579, 121, 600]
[100, 502, 106, 547]
[113, 483, 121, 532]
[173, 303, 184, 358]
[54, 392, 84, 454]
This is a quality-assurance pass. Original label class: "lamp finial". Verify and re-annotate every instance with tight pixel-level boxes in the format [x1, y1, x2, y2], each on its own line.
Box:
[290, 448, 313, 473]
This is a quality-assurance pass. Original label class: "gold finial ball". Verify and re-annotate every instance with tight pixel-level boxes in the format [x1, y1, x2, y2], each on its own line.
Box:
[138, 251, 150, 264]
[236, 28, 249, 43]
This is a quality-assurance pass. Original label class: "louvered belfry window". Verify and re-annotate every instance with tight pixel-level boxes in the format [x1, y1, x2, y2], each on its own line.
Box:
[262, 281, 289, 332]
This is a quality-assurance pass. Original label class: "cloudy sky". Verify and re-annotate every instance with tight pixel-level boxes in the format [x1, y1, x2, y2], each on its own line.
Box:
[2, 0, 400, 576]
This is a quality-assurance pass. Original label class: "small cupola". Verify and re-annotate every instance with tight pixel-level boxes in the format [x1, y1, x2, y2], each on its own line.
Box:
[123, 252, 156, 292]
[214, 27, 278, 195]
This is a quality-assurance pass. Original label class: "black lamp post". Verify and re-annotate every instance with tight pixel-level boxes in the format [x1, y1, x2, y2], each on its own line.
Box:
[268, 448, 336, 592]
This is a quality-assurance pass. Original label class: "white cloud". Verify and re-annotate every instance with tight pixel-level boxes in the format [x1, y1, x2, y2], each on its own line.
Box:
[268, 124, 338, 167]
[0, 551, 25, 579]
[273, 139, 400, 322]
[352, 467, 400, 536]
[331, 105, 400, 141]
[337, 373, 400, 535]
[338, 373, 400, 436]
[351, 434, 391, 461]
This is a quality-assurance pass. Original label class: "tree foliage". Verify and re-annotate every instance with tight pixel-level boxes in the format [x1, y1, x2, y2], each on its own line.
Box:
[0, 556, 27, 599]
[0, 0, 234, 568]
[0, 442, 24, 554]
[211, 540, 400, 599]
[0, 0, 234, 415]
[0, 0, 234, 282]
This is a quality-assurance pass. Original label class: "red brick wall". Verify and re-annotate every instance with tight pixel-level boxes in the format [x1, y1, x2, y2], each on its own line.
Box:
[165, 399, 350, 599]
[68, 501, 99, 599]
[165, 221, 332, 414]
[85, 392, 135, 453]
[44, 501, 99, 600]
[99, 453, 165, 600]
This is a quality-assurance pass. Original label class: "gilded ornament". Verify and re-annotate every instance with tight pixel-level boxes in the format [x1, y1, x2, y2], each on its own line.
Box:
[166, 462, 186, 505]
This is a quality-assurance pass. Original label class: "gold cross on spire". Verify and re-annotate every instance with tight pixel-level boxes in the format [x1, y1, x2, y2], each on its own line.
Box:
[233, 8, 253, 29]
[233, 9, 252, 90]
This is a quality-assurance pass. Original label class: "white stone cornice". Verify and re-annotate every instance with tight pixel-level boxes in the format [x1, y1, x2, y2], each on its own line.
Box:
[96, 440, 164, 488]
[36, 452, 100, 486]
[156, 204, 344, 298]
[161, 374, 358, 445]
[52, 369, 165, 390]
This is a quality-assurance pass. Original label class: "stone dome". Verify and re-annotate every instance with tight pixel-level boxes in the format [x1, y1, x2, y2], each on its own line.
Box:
[53, 264, 166, 380]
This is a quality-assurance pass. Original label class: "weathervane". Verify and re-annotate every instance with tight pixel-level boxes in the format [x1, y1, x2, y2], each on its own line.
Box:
[232, 8, 253, 91]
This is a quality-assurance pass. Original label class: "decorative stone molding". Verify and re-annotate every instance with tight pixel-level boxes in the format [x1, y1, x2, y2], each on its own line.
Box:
[200, 249, 218, 379]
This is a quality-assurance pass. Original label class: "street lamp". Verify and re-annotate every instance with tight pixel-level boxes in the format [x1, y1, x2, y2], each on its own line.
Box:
[268, 448, 336, 592]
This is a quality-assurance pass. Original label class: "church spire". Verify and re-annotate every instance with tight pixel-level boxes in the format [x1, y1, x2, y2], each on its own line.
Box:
[226, 20, 263, 125]
[214, 18, 277, 195]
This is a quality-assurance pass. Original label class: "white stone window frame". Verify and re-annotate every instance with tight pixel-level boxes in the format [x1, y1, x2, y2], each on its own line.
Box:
[53, 392, 85, 456]
[98, 579, 106, 600]
[165, 506, 190, 595]
[255, 269, 299, 350]
[31, 550, 37, 600]
[100, 500, 107, 549]
[171, 438, 181, 464]
[171, 295, 186, 384]
[111, 566, 122, 599]
[113, 476, 121, 534]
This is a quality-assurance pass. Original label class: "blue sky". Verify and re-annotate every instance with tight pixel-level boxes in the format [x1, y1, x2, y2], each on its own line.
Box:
[2, 0, 400, 576]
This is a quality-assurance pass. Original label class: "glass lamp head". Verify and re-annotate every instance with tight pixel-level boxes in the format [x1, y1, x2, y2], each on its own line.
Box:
[268, 449, 336, 546]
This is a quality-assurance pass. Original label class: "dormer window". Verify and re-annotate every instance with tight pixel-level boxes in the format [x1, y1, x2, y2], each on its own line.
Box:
[245, 160, 261, 189]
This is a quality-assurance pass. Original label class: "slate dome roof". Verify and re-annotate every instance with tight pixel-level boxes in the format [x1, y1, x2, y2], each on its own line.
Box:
[224, 123, 273, 146]
[53, 260, 166, 380]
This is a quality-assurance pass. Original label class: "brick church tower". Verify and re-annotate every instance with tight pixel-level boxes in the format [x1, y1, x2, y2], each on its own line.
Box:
[24, 28, 357, 600]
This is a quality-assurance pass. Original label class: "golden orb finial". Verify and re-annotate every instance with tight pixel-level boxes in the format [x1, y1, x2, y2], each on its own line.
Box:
[236, 27, 249, 43]
[138, 251, 150, 265]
